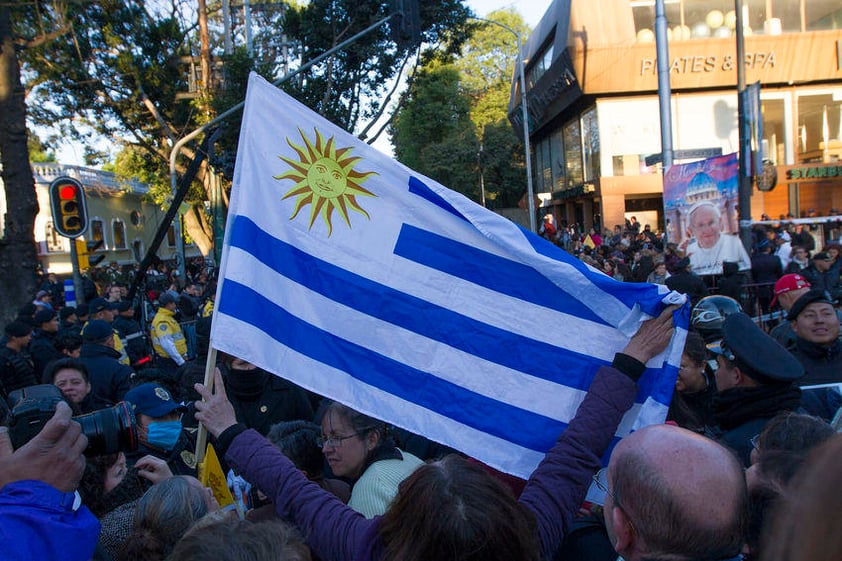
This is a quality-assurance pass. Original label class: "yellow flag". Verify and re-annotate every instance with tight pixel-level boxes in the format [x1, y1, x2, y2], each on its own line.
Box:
[198, 443, 235, 508]
[583, 234, 595, 249]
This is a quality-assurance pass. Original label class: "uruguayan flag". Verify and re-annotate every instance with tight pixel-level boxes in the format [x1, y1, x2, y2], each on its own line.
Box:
[211, 73, 688, 478]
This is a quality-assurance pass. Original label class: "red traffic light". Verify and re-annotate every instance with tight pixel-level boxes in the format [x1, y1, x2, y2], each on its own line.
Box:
[49, 176, 88, 238]
[58, 184, 79, 200]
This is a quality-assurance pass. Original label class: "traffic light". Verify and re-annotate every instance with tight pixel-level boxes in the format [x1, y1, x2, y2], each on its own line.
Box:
[76, 238, 105, 269]
[49, 177, 88, 238]
[389, 0, 421, 46]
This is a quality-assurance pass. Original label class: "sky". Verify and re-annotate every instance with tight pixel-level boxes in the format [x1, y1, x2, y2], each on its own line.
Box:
[50, 0, 554, 167]
[466, 0, 551, 28]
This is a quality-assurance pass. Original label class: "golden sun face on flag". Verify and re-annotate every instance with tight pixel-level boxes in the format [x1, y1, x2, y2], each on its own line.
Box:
[274, 127, 378, 235]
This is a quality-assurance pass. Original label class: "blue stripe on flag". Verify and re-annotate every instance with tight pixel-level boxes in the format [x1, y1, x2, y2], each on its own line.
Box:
[525, 233, 666, 318]
[408, 176, 468, 222]
[218, 279, 567, 452]
[228, 216, 605, 390]
[394, 224, 608, 325]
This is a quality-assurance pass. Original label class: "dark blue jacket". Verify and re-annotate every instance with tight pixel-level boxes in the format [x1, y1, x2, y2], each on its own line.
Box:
[79, 343, 133, 409]
[28, 329, 61, 383]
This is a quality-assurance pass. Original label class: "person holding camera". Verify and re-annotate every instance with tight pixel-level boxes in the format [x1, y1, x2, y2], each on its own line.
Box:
[0, 400, 100, 561]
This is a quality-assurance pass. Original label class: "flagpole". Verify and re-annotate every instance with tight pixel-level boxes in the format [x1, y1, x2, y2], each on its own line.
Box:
[194, 346, 219, 463]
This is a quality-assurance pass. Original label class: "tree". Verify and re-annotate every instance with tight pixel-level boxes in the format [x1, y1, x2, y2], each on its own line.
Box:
[27, 129, 55, 163]
[455, 10, 529, 209]
[391, 62, 478, 199]
[16, 0, 472, 262]
[391, 9, 529, 208]
[0, 5, 44, 325]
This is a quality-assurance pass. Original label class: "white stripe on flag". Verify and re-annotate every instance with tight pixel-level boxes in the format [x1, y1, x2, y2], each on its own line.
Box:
[211, 73, 689, 479]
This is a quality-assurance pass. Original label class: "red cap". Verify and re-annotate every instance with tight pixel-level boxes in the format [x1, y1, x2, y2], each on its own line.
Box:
[771, 274, 810, 306]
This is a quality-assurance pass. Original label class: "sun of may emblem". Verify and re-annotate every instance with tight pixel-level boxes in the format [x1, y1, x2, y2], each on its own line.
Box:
[274, 127, 378, 235]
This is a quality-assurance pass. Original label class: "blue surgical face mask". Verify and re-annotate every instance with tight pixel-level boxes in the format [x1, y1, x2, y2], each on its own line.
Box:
[147, 420, 182, 451]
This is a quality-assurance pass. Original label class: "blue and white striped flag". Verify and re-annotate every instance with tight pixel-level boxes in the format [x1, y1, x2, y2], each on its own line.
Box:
[210, 73, 689, 479]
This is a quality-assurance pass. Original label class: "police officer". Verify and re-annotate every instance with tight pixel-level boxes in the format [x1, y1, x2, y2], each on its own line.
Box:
[707, 312, 805, 466]
[112, 301, 149, 367]
[150, 293, 188, 376]
[124, 383, 196, 476]
[82, 297, 129, 366]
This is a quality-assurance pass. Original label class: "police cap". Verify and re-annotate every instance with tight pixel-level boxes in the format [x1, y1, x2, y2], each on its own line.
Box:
[707, 312, 804, 382]
[787, 289, 835, 322]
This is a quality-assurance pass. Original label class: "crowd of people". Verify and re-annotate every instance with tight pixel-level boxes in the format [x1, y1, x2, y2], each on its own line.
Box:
[1, 223, 841, 561]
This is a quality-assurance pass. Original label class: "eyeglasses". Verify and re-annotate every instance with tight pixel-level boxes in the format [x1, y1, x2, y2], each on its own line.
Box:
[316, 433, 359, 448]
[593, 468, 637, 534]
[592, 468, 615, 500]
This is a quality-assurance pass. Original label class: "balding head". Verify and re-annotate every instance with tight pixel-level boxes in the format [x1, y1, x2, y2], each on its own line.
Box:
[777, 287, 810, 312]
[606, 424, 746, 561]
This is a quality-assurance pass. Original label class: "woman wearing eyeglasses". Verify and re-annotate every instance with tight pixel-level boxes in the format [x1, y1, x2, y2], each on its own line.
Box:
[195, 306, 677, 561]
[318, 401, 424, 518]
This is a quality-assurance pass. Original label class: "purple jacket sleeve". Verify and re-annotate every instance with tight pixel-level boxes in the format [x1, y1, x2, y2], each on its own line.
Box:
[0, 480, 100, 561]
[226, 429, 381, 561]
[518, 365, 637, 561]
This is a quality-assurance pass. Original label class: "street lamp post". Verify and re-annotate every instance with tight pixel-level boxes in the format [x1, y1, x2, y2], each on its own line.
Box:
[735, 0, 754, 253]
[471, 17, 536, 233]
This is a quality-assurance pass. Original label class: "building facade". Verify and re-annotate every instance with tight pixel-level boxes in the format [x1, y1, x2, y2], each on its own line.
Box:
[510, 0, 842, 234]
[28, 163, 200, 275]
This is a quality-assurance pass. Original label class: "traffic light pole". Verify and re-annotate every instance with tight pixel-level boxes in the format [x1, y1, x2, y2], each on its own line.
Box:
[69, 238, 84, 305]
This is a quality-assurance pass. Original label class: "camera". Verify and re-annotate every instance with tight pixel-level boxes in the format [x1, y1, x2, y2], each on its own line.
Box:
[7, 385, 138, 456]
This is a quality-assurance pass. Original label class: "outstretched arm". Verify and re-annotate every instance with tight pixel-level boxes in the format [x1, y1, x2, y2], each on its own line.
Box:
[519, 305, 677, 560]
[194, 370, 374, 561]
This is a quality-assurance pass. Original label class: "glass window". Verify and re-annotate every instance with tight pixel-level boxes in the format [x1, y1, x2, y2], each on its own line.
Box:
[582, 108, 601, 182]
[132, 239, 145, 263]
[761, 98, 786, 164]
[770, 0, 802, 32]
[112, 220, 127, 250]
[527, 39, 554, 89]
[631, 2, 656, 40]
[551, 128, 566, 191]
[45, 221, 64, 253]
[90, 219, 105, 245]
[167, 224, 176, 247]
[682, 0, 734, 39]
[805, 2, 842, 31]
[541, 137, 552, 193]
[563, 118, 584, 188]
[797, 92, 842, 163]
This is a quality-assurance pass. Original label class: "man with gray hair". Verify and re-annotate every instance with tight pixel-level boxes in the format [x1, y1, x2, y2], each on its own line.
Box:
[598, 424, 746, 561]
[684, 201, 750, 275]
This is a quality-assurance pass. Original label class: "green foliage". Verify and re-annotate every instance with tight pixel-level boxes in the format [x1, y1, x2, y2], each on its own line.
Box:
[275, 0, 471, 132]
[27, 129, 55, 163]
[391, 8, 529, 207]
[104, 145, 172, 204]
[392, 63, 478, 198]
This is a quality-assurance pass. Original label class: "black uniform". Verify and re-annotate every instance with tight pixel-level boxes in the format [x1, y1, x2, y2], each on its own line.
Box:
[113, 314, 148, 365]
[29, 329, 62, 383]
[707, 313, 805, 466]
[0, 347, 37, 398]
[224, 366, 315, 436]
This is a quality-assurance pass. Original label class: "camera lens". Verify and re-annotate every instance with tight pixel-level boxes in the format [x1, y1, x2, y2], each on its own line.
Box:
[74, 401, 139, 456]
